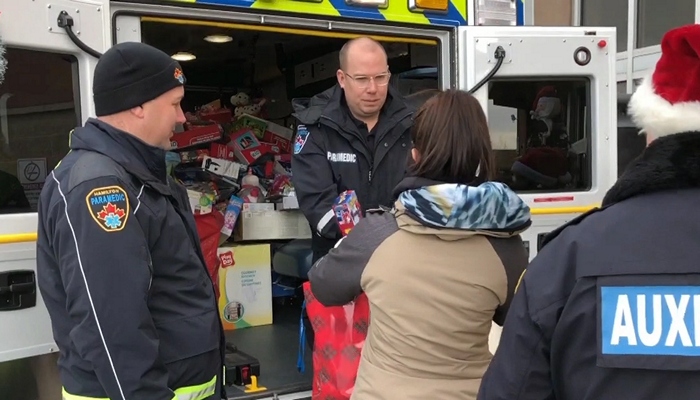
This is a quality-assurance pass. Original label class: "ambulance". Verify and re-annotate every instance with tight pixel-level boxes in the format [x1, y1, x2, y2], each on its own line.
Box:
[0, 0, 617, 398]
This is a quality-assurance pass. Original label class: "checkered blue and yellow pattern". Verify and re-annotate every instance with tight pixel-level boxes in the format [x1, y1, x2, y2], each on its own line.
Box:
[169, 0, 524, 27]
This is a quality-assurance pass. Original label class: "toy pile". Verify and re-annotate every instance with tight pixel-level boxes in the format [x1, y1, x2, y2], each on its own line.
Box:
[167, 91, 298, 245]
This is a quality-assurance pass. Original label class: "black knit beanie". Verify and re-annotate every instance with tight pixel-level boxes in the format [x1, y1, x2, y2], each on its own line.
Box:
[93, 42, 186, 116]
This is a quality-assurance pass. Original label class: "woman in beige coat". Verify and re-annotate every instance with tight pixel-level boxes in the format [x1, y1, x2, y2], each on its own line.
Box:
[307, 89, 531, 400]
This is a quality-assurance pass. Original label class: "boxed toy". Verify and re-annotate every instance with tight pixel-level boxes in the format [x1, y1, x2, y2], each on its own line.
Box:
[188, 189, 216, 215]
[202, 156, 244, 181]
[221, 194, 244, 239]
[217, 244, 273, 330]
[237, 142, 282, 165]
[231, 114, 268, 140]
[171, 123, 223, 150]
[210, 143, 236, 161]
[262, 122, 293, 153]
[333, 190, 362, 237]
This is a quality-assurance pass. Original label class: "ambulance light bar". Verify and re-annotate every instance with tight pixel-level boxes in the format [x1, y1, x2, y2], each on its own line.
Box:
[408, 0, 449, 12]
[345, 0, 389, 7]
[475, 0, 516, 25]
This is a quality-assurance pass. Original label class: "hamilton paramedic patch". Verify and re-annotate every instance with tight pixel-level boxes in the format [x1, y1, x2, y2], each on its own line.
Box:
[294, 125, 310, 155]
[86, 186, 129, 232]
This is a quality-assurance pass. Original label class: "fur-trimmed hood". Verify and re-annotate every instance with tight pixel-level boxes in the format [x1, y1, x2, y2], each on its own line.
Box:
[603, 131, 700, 206]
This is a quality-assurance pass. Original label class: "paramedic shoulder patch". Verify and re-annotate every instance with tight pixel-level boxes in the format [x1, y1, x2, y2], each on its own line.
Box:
[294, 125, 310, 155]
[86, 186, 129, 232]
[598, 283, 700, 371]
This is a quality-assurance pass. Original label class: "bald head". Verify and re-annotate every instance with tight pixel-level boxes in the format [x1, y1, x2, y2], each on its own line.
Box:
[336, 36, 391, 126]
[339, 37, 387, 71]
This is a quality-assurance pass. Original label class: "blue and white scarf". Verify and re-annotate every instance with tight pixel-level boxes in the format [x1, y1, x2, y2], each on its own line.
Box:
[397, 182, 531, 231]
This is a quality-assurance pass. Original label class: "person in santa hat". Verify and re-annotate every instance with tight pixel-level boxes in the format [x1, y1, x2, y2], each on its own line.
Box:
[477, 24, 700, 400]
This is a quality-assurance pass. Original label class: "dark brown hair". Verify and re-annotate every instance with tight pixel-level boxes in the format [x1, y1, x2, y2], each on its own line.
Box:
[410, 89, 495, 184]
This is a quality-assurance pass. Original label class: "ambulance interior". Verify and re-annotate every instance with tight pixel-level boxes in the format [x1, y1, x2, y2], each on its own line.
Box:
[0, 16, 599, 399]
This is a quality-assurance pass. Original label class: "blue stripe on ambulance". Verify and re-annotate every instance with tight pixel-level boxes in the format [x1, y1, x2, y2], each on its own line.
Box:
[326, 0, 385, 20]
[517, 0, 524, 25]
[424, 3, 466, 26]
[193, 0, 257, 8]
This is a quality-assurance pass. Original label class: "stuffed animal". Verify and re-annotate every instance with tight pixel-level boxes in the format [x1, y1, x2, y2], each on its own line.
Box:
[230, 92, 250, 107]
[234, 98, 267, 120]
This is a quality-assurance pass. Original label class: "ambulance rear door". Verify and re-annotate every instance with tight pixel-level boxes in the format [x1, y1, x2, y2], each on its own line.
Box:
[0, 0, 109, 365]
[458, 26, 617, 260]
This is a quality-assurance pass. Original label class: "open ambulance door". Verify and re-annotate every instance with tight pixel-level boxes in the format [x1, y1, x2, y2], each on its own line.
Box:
[458, 26, 618, 261]
[0, 0, 109, 397]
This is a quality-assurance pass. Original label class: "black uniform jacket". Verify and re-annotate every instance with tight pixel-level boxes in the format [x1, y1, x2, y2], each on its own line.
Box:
[291, 84, 413, 261]
[478, 131, 700, 400]
[36, 118, 225, 400]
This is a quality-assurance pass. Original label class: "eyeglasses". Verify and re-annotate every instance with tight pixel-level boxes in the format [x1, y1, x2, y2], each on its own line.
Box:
[343, 71, 391, 88]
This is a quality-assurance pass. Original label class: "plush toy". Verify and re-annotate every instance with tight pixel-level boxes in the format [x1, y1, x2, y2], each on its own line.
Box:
[230, 92, 250, 107]
[529, 86, 565, 147]
[234, 98, 267, 120]
[511, 147, 572, 190]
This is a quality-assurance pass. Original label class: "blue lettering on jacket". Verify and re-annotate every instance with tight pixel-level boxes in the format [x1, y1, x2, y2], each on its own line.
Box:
[601, 286, 700, 356]
[90, 193, 126, 206]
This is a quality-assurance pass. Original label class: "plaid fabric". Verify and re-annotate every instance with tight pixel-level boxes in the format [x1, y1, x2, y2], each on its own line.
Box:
[303, 281, 369, 400]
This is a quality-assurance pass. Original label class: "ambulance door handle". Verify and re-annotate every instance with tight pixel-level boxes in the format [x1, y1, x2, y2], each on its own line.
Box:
[0, 270, 37, 311]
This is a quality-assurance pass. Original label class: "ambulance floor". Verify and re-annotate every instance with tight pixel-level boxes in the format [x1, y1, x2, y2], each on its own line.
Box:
[225, 298, 313, 399]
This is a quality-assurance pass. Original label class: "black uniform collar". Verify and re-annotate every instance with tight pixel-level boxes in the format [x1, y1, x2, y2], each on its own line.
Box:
[70, 118, 168, 184]
[603, 131, 700, 206]
[325, 84, 410, 125]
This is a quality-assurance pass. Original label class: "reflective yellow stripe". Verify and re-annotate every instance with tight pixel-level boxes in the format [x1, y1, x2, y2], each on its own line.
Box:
[174, 374, 217, 400]
[62, 388, 107, 400]
[0, 232, 37, 244]
[529, 205, 598, 215]
[61, 375, 216, 400]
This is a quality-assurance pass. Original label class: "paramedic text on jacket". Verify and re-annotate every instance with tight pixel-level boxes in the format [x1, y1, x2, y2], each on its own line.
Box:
[477, 24, 700, 400]
[36, 42, 224, 400]
[290, 37, 414, 262]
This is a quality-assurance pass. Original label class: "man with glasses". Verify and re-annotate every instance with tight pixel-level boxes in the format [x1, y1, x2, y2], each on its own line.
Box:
[291, 36, 414, 346]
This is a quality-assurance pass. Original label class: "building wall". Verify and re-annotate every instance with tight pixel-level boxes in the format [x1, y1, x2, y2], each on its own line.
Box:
[533, 0, 572, 26]
[530, 0, 698, 93]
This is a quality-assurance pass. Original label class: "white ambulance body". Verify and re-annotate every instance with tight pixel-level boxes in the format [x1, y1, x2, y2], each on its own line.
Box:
[0, 0, 617, 398]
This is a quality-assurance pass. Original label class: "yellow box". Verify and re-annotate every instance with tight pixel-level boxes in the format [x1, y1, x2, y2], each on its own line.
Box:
[216, 244, 273, 330]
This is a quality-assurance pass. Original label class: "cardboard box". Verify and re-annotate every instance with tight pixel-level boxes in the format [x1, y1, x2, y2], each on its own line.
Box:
[217, 244, 273, 330]
[262, 122, 293, 153]
[171, 124, 222, 150]
[232, 114, 268, 139]
[201, 156, 244, 180]
[234, 203, 311, 241]
[200, 108, 232, 124]
[210, 143, 236, 161]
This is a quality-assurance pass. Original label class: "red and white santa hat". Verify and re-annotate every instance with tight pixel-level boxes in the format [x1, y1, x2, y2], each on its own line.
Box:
[629, 24, 700, 137]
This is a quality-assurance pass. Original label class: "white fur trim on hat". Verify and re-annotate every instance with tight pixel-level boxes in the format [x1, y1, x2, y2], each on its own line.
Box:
[628, 76, 700, 137]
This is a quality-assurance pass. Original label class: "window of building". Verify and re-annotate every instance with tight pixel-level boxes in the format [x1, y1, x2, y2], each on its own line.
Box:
[637, 0, 695, 48]
[487, 78, 591, 193]
[581, 0, 628, 52]
[0, 48, 79, 214]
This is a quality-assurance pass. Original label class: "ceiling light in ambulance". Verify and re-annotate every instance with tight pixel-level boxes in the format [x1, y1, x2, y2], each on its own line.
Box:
[345, 0, 389, 8]
[409, 0, 449, 12]
[171, 52, 196, 61]
[204, 35, 233, 43]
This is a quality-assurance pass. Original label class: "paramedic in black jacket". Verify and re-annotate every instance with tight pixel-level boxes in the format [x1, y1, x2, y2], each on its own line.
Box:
[36, 42, 225, 400]
[291, 37, 414, 263]
[478, 24, 700, 400]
